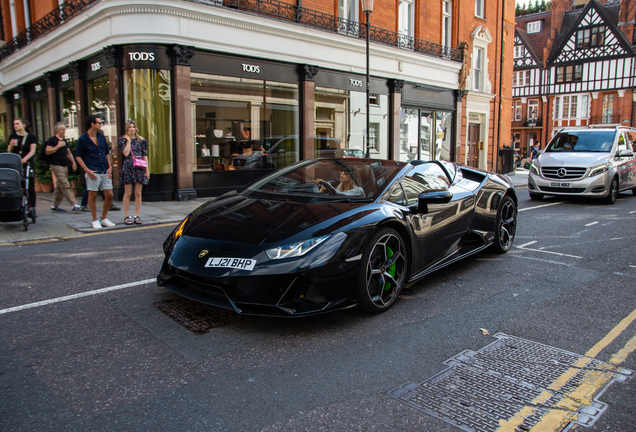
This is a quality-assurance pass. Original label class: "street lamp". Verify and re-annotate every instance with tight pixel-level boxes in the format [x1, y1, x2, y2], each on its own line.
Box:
[362, 0, 373, 158]
[528, 107, 537, 158]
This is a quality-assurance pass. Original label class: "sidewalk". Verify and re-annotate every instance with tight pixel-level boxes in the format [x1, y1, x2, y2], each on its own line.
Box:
[505, 166, 529, 189]
[0, 192, 207, 244]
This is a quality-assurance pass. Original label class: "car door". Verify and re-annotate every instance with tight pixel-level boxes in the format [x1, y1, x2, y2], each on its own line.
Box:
[400, 163, 474, 274]
[616, 132, 635, 191]
[622, 131, 636, 190]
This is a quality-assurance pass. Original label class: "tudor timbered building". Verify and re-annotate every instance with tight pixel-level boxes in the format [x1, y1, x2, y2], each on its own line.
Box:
[512, 0, 636, 160]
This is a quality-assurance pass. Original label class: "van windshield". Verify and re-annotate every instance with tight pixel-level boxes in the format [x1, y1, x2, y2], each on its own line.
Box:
[545, 131, 616, 153]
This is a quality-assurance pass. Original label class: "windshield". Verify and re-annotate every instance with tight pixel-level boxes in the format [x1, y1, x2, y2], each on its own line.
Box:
[545, 131, 616, 153]
[245, 159, 405, 201]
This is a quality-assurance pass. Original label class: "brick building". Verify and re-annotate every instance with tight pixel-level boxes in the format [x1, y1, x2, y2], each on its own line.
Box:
[512, 0, 636, 159]
[1, 0, 514, 200]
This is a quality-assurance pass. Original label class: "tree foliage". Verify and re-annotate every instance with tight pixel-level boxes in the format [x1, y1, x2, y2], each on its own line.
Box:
[516, 0, 549, 17]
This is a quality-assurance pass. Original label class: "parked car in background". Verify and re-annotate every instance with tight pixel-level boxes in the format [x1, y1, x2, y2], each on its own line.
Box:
[342, 149, 365, 158]
[527, 126, 636, 204]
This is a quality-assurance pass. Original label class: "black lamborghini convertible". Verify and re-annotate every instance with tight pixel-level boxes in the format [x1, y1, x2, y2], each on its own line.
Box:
[158, 158, 517, 317]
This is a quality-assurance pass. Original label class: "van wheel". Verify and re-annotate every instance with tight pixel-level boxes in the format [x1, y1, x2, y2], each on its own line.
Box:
[604, 177, 618, 204]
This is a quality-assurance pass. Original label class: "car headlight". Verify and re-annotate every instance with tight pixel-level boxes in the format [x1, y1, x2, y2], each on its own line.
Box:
[530, 163, 539, 175]
[266, 235, 331, 260]
[173, 217, 190, 239]
[589, 163, 610, 177]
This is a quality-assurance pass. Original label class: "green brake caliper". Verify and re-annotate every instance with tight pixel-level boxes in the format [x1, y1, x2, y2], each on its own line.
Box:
[384, 246, 396, 291]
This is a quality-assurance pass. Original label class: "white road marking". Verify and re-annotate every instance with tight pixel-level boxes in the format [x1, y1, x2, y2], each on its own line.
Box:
[517, 240, 538, 248]
[516, 245, 583, 259]
[0, 278, 156, 316]
[518, 202, 564, 212]
[630, 210, 636, 214]
[585, 221, 599, 227]
[511, 255, 573, 267]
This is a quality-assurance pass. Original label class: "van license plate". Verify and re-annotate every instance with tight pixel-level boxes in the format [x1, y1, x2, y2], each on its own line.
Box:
[550, 182, 572, 188]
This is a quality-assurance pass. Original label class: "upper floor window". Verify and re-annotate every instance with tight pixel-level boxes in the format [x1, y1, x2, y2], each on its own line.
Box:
[475, 0, 484, 18]
[515, 100, 522, 121]
[577, 26, 606, 49]
[554, 95, 588, 119]
[474, 47, 484, 91]
[442, 0, 452, 49]
[602, 94, 614, 124]
[528, 99, 539, 119]
[555, 65, 583, 83]
[514, 45, 525, 58]
[513, 70, 530, 87]
[526, 21, 541, 33]
[338, 0, 359, 33]
[399, 0, 414, 37]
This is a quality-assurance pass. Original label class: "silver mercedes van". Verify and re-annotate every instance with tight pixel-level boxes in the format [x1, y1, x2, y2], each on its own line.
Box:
[527, 126, 636, 204]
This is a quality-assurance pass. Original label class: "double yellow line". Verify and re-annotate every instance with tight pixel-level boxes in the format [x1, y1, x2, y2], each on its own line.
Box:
[497, 309, 636, 432]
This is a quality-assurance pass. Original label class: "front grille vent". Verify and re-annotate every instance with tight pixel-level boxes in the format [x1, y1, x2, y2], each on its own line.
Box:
[541, 166, 587, 180]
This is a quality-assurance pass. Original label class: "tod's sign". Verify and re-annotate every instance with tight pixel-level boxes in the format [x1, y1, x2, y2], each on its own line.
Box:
[122, 45, 170, 70]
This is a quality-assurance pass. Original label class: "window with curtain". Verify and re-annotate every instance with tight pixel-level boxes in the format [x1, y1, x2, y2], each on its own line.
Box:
[123, 69, 173, 174]
[399, 0, 414, 38]
[443, 0, 452, 49]
[602, 94, 614, 124]
[474, 48, 483, 91]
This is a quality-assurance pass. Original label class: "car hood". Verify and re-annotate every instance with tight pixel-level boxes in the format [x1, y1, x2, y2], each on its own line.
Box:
[538, 152, 612, 167]
[181, 195, 360, 252]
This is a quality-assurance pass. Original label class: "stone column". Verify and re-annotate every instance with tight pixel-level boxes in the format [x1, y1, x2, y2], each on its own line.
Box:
[455, 90, 467, 163]
[172, 45, 196, 201]
[44, 72, 58, 138]
[300, 65, 318, 161]
[389, 79, 404, 161]
[104, 46, 123, 188]
[2, 92, 14, 139]
[70, 61, 86, 132]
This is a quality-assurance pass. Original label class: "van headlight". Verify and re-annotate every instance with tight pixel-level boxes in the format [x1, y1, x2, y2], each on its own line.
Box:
[530, 163, 539, 175]
[589, 163, 610, 177]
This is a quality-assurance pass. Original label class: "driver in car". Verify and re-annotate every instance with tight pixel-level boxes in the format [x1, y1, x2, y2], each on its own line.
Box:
[313, 169, 364, 197]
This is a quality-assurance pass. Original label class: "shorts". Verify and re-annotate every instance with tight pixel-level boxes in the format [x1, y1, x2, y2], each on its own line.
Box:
[85, 173, 113, 192]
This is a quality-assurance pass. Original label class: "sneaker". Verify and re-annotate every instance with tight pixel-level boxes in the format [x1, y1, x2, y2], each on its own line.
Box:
[92, 220, 102, 229]
[72, 205, 84, 213]
[109, 203, 121, 211]
[51, 206, 67, 212]
[81, 206, 90, 212]
[101, 218, 116, 227]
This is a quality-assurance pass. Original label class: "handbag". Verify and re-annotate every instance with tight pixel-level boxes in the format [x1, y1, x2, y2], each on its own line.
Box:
[130, 143, 148, 169]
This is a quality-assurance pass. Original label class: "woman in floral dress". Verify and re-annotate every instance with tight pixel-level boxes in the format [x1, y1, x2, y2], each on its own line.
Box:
[117, 120, 149, 225]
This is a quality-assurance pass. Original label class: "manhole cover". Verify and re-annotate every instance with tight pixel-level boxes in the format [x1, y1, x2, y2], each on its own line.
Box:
[154, 298, 245, 334]
[387, 333, 633, 432]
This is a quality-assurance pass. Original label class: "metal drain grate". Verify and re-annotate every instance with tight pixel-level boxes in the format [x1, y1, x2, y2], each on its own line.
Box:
[153, 298, 245, 334]
[15, 237, 66, 246]
[387, 333, 633, 432]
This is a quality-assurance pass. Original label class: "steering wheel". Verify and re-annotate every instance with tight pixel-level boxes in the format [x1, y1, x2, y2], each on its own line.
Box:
[319, 180, 338, 195]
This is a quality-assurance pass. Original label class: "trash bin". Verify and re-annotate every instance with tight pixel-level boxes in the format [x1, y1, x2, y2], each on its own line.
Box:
[498, 147, 515, 173]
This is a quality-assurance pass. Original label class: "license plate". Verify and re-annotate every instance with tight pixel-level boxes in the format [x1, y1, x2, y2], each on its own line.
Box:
[205, 257, 256, 271]
[550, 182, 572, 188]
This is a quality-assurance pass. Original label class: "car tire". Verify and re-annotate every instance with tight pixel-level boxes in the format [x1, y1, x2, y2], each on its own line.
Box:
[604, 177, 618, 204]
[491, 195, 516, 254]
[529, 192, 543, 200]
[632, 188, 636, 196]
[356, 228, 407, 313]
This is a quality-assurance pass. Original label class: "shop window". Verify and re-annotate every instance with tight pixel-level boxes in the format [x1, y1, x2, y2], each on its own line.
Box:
[124, 69, 173, 174]
[191, 73, 299, 171]
[59, 86, 79, 140]
[369, 123, 380, 152]
[87, 76, 115, 149]
[435, 111, 453, 161]
[31, 98, 49, 142]
[315, 87, 388, 159]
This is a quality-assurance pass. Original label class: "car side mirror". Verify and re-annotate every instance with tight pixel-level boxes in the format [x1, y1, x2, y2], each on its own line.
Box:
[413, 190, 453, 214]
[619, 148, 634, 158]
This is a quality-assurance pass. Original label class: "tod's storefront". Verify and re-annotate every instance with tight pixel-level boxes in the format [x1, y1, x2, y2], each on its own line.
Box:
[3, 44, 458, 201]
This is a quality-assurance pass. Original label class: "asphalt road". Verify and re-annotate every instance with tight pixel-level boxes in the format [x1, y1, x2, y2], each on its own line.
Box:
[1, 190, 635, 432]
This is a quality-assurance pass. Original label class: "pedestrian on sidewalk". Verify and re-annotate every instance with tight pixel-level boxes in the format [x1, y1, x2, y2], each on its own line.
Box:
[46, 122, 83, 213]
[74, 115, 116, 230]
[7, 118, 38, 218]
[117, 120, 150, 225]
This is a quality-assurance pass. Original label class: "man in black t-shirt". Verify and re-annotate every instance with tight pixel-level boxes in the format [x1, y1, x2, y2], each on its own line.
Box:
[46, 122, 83, 213]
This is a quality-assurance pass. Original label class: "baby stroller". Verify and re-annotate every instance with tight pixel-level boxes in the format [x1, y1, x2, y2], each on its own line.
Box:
[0, 152, 36, 231]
